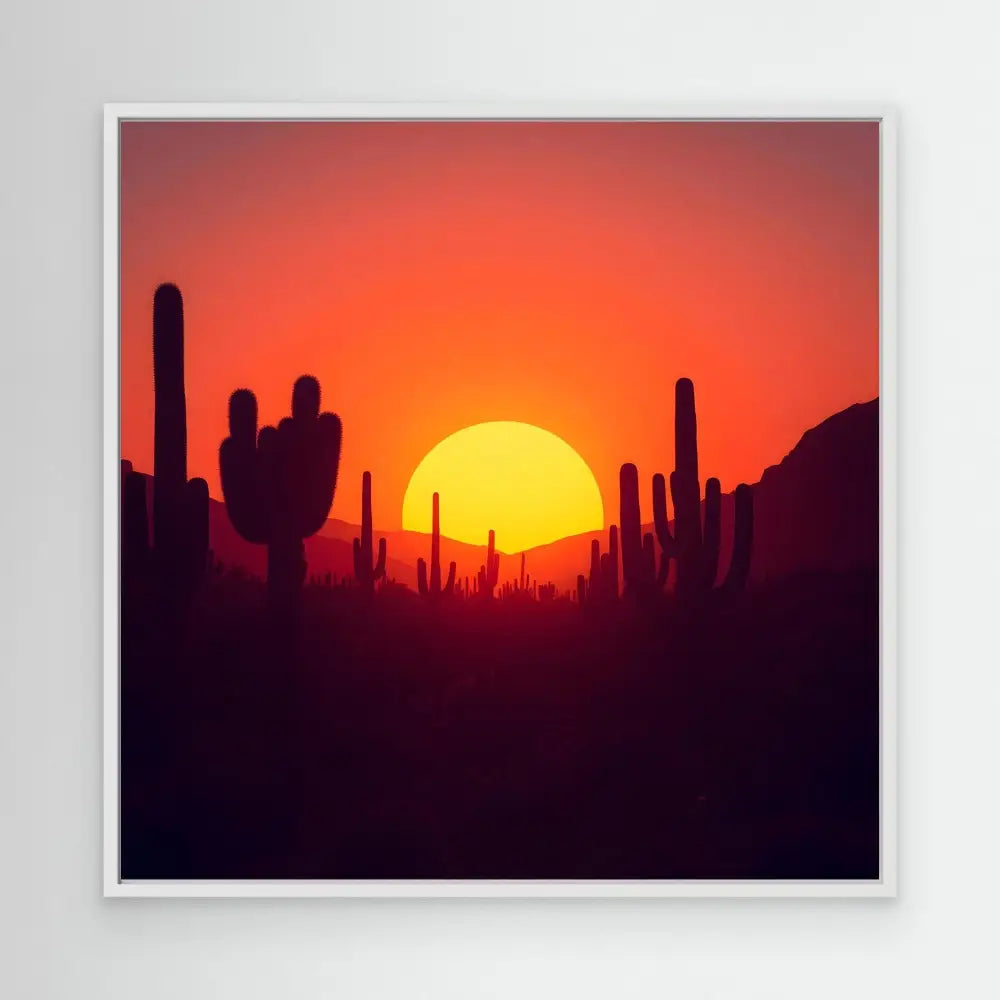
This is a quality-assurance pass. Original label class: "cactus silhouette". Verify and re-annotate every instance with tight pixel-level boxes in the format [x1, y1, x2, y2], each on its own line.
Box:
[352, 471, 387, 594]
[417, 493, 457, 599]
[121, 284, 208, 605]
[477, 528, 500, 599]
[620, 464, 662, 596]
[584, 524, 619, 604]
[219, 374, 342, 617]
[652, 377, 754, 598]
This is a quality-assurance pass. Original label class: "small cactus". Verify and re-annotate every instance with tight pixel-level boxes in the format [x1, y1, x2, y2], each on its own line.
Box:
[352, 471, 387, 594]
[585, 524, 620, 604]
[477, 528, 500, 599]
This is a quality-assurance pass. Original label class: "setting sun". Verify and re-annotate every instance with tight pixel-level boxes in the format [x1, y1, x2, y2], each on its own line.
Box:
[401, 422, 604, 552]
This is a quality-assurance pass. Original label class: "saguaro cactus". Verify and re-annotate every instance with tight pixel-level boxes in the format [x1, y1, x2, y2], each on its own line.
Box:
[477, 528, 500, 599]
[121, 284, 208, 606]
[652, 377, 754, 598]
[219, 375, 342, 617]
[620, 464, 661, 596]
[584, 524, 619, 604]
[417, 493, 457, 599]
[352, 471, 386, 594]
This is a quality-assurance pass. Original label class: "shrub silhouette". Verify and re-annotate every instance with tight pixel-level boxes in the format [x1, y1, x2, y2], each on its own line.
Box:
[352, 471, 387, 594]
[417, 492, 457, 599]
[121, 284, 208, 606]
[219, 375, 342, 619]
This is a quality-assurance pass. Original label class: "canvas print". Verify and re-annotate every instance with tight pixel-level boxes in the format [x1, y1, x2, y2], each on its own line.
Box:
[117, 119, 881, 882]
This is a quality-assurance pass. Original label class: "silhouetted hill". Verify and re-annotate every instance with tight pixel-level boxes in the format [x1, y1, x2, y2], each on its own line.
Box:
[747, 399, 878, 582]
[519, 398, 879, 588]
[132, 398, 877, 591]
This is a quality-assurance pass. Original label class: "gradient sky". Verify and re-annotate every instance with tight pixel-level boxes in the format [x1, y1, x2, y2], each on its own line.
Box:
[120, 120, 879, 531]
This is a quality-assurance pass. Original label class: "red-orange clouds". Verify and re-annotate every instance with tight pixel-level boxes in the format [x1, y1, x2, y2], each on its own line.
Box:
[120, 120, 878, 529]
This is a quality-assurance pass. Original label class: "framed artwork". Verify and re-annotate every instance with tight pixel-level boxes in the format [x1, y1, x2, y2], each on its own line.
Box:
[104, 105, 896, 896]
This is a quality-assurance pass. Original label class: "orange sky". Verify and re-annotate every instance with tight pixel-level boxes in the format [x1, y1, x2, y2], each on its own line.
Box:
[120, 120, 879, 531]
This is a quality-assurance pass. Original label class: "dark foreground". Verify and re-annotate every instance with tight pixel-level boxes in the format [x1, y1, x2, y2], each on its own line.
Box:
[121, 569, 879, 880]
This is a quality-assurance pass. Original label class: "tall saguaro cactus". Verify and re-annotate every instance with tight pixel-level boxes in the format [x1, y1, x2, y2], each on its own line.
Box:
[352, 471, 386, 594]
[652, 377, 754, 598]
[219, 375, 343, 617]
[417, 493, 457, 599]
[121, 284, 209, 606]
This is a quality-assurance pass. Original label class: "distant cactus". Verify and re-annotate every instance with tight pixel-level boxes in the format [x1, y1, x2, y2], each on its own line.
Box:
[121, 284, 208, 607]
[417, 493, 457, 599]
[219, 374, 342, 617]
[585, 523, 619, 604]
[477, 528, 500, 599]
[606, 524, 619, 599]
[352, 471, 387, 594]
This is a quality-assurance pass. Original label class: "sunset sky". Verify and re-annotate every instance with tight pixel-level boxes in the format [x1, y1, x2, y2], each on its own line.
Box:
[120, 120, 879, 535]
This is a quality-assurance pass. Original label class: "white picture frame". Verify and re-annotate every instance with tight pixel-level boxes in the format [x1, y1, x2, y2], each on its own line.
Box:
[103, 103, 897, 898]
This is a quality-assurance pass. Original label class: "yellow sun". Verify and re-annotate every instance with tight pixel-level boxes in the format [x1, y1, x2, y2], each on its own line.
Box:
[401, 422, 604, 552]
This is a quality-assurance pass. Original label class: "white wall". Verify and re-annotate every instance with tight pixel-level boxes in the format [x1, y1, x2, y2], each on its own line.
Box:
[2, 1, 998, 996]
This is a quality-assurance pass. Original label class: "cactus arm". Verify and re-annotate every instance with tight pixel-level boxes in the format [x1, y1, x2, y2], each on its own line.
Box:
[701, 477, 722, 589]
[417, 557, 428, 596]
[374, 537, 387, 580]
[642, 532, 657, 582]
[652, 472, 675, 556]
[219, 389, 270, 545]
[297, 410, 342, 537]
[444, 561, 457, 596]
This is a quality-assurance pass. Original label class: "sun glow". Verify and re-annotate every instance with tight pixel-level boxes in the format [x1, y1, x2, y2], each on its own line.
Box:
[401, 422, 604, 552]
